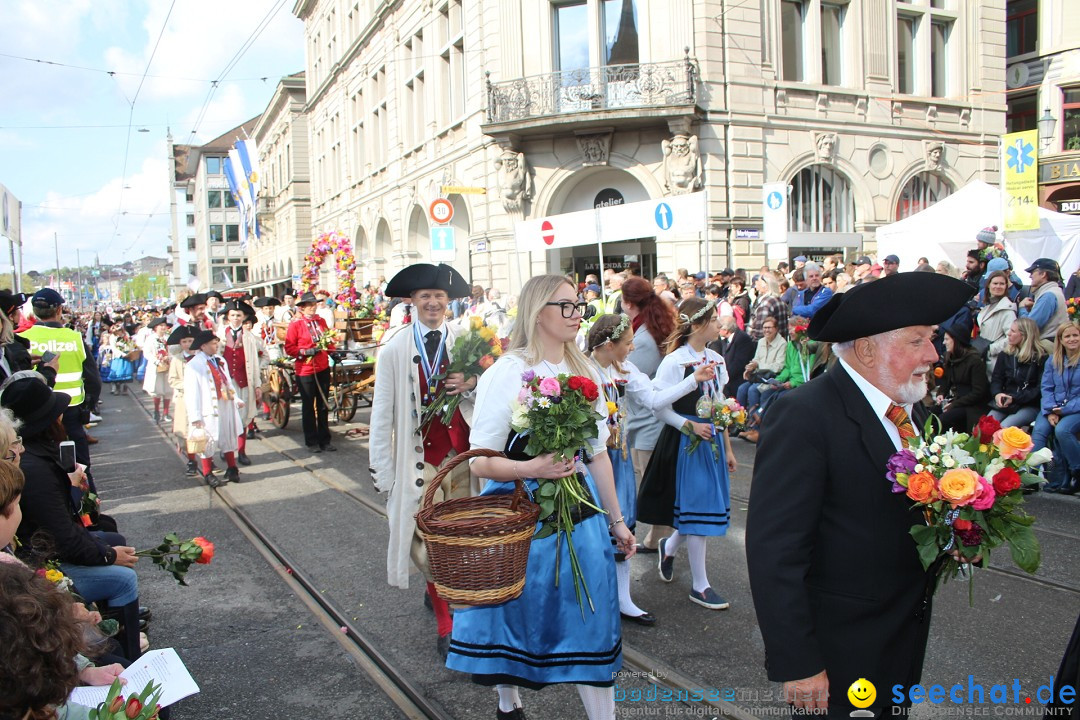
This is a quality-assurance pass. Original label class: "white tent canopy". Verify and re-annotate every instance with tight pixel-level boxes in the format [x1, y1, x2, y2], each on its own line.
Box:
[876, 180, 1080, 280]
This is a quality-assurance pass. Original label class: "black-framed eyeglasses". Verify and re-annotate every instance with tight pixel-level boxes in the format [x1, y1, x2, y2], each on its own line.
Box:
[545, 301, 588, 318]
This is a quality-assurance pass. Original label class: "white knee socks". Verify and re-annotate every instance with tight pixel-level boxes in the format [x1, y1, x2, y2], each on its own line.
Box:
[662, 529, 682, 556]
[577, 684, 615, 719]
[496, 685, 521, 713]
[687, 535, 710, 593]
[615, 559, 645, 617]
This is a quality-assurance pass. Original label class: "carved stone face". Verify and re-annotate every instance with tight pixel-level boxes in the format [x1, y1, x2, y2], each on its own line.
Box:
[817, 134, 835, 159]
[672, 137, 690, 156]
[503, 157, 518, 172]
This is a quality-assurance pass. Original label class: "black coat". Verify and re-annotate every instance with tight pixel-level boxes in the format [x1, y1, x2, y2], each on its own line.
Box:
[746, 365, 934, 713]
[709, 329, 755, 397]
[940, 347, 990, 430]
[990, 352, 1044, 409]
[16, 438, 117, 566]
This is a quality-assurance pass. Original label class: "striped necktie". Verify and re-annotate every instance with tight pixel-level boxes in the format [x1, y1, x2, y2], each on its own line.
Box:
[885, 403, 917, 449]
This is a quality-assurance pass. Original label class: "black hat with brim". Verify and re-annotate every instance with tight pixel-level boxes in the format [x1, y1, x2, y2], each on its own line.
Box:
[205, 291, 225, 301]
[167, 325, 197, 345]
[148, 317, 169, 330]
[252, 297, 281, 308]
[0, 291, 28, 317]
[180, 293, 208, 309]
[807, 272, 975, 343]
[1, 376, 71, 439]
[296, 292, 319, 306]
[384, 263, 470, 299]
[192, 330, 219, 350]
[223, 300, 255, 317]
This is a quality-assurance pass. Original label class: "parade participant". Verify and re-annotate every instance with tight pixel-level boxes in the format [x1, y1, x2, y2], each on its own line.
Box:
[447, 274, 634, 720]
[253, 297, 284, 362]
[388, 297, 414, 327]
[218, 300, 262, 464]
[19, 288, 102, 493]
[637, 298, 737, 611]
[284, 292, 336, 453]
[185, 330, 244, 487]
[141, 317, 172, 422]
[176, 293, 214, 331]
[204, 291, 225, 328]
[167, 325, 199, 476]
[369, 262, 475, 658]
[746, 272, 975, 716]
[104, 326, 138, 396]
[587, 313, 718, 626]
[273, 290, 297, 324]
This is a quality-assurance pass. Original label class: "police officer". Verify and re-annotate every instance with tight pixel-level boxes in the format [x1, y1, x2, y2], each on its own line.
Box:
[19, 288, 103, 492]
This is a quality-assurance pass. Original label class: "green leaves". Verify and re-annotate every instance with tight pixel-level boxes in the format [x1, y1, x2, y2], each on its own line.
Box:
[910, 525, 942, 571]
[1005, 523, 1041, 574]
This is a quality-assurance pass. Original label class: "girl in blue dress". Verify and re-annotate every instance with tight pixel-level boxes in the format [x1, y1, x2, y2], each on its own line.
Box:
[447, 275, 636, 720]
[585, 313, 718, 626]
[637, 297, 738, 610]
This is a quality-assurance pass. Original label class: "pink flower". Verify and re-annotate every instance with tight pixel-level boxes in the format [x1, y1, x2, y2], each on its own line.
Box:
[517, 387, 531, 404]
[538, 377, 562, 397]
[971, 476, 996, 511]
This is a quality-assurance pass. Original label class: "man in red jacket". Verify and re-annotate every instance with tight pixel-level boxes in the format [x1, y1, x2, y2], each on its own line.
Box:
[284, 291, 336, 452]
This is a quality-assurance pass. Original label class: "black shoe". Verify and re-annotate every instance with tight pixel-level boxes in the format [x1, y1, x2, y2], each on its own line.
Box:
[620, 611, 657, 626]
[634, 543, 659, 555]
[224, 467, 240, 484]
[153, 410, 160, 422]
[205, 472, 223, 488]
[185, 460, 198, 477]
[322, 444, 337, 452]
[246, 427, 257, 439]
[310, 445, 323, 454]
[138, 606, 152, 621]
[237, 452, 251, 467]
[1044, 484, 1063, 494]
[496, 709, 526, 720]
[657, 537, 674, 583]
[437, 634, 450, 660]
[139, 618, 150, 632]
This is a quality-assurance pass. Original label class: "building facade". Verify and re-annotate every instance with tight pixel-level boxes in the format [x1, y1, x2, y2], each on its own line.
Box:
[170, 119, 258, 292]
[294, 0, 1005, 293]
[250, 72, 313, 298]
[1004, 0, 1080, 216]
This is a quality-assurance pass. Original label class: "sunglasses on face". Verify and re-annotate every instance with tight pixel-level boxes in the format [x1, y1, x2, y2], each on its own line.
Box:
[544, 301, 588, 318]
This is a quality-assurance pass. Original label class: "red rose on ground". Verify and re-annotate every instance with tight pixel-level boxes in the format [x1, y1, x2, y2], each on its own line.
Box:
[580, 378, 599, 402]
[993, 467, 1022, 495]
[567, 376, 584, 391]
[192, 537, 215, 565]
[975, 415, 1003, 443]
[953, 518, 973, 531]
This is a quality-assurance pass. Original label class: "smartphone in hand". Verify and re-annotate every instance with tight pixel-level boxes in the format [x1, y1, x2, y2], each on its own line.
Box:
[59, 440, 77, 474]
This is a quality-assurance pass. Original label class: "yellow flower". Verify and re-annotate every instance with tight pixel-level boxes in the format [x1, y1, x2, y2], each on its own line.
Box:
[606, 401, 618, 417]
[45, 569, 64, 584]
[470, 316, 484, 331]
[479, 326, 496, 341]
[491, 343, 502, 356]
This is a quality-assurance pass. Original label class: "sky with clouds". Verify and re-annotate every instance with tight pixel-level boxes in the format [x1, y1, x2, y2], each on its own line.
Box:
[0, 0, 305, 275]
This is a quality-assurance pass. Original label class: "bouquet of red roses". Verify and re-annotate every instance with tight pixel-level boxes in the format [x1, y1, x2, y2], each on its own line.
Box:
[885, 415, 1047, 603]
[510, 370, 604, 615]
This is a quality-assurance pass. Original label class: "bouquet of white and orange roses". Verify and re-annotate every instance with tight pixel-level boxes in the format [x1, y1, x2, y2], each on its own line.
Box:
[420, 316, 503, 428]
[886, 415, 1048, 603]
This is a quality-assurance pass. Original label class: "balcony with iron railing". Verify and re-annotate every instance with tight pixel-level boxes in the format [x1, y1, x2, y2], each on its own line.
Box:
[482, 52, 701, 139]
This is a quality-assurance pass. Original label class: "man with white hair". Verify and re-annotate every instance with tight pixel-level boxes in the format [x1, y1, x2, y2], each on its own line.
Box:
[746, 272, 976, 717]
[791, 261, 833, 319]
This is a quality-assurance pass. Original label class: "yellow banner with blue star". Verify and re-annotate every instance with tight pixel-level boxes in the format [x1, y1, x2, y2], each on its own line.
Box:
[1002, 130, 1040, 232]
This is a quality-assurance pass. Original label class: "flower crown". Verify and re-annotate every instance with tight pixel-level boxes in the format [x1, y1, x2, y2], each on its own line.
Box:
[678, 299, 717, 325]
[608, 314, 630, 341]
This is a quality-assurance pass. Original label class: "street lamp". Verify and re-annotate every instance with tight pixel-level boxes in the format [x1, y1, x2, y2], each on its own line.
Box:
[1038, 108, 1057, 150]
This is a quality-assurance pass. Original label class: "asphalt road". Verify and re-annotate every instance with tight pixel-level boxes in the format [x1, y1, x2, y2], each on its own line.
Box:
[93, 388, 1080, 719]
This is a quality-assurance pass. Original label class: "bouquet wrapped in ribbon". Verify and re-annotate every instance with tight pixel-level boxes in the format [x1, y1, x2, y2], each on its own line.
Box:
[886, 415, 1048, 603]
[420, 316, 503, 428]
[510, 370, 603, 614]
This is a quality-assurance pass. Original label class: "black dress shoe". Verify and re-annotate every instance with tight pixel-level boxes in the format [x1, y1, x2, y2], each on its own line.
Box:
[310, 445, 323, 454]
[139, 618, 150, 632]
[620, 611, 657, 626]
[224, 467, 240, 484]
[322, 443, 337, 452]
[246, 427, 257, 439]
[185, 460, 198, 477]
[237, 452, 252, 466]
[496, 709, 526, 720]
[437, 634, 450, 660]
[205, 472, 222, 488]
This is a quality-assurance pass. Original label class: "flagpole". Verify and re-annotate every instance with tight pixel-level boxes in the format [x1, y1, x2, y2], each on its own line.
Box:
[54, 232, 61, 295]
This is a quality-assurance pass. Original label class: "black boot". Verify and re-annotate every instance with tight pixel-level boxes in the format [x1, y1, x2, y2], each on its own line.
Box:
[185, 459, 198, 476]
[204, 471, 222, 488]
[237, 452, 251, 466]
[224, 466, 240, 484]
[1061, 471, 1080, 496]
[246, 426, 258, 439]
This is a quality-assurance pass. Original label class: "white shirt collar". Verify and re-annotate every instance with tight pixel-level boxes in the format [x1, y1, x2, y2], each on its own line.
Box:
[418, 320, 447, 337]
[837, 356, 908, 419]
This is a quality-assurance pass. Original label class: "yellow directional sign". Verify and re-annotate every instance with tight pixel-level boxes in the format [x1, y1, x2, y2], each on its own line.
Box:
[441, 185, 486, 195]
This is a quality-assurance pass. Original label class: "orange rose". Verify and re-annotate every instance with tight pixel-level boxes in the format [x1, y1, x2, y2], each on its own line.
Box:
[906, 472, 938, 503]
[478, 354, 495, 369]
[192, 537, 215, 565]
[992, 426, 1034, 461]
[939, 468, 980, 507]
[933, 367, 944, 378]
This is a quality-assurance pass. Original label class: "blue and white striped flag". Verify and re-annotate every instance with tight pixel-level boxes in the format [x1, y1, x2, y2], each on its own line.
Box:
[235, 138, 260, 242]
[225, 149, 251, 249]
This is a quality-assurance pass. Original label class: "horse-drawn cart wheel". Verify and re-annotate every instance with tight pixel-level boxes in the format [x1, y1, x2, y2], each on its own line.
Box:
[336, 386, 358, 422]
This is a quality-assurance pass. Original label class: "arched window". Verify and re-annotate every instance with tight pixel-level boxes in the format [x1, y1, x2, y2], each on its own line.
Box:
[895, 172, 953, 220]
[788, 165, 855, 233]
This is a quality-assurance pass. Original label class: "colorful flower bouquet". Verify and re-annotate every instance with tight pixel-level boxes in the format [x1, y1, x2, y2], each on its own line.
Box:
[886, 415, 1047, 603]
[510, 370, 603, 615]
[420, 316, 503, 428]
[135, 534, 215, 586]
[1067, 297, 1079, 321]
[88, 679, 163, 720]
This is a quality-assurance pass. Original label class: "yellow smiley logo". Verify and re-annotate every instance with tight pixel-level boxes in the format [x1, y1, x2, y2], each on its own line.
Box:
[847, 678, 876, 709]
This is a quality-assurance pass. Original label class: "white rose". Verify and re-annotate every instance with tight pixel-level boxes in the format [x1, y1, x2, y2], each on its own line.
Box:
[1025, 447, 1054, 467]
[929, 455, 940, 465]
[942, 456, 955, 468]
[915, 464, 924, 473]
[930, 443, 940, 453]
[934, 435, 947, 445]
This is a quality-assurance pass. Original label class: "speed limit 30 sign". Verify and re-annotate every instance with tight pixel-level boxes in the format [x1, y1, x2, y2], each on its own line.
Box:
[429, 198, 454, 224]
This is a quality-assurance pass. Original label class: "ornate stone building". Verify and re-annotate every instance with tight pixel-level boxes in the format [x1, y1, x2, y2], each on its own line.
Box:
[293, 0, 1005, 292]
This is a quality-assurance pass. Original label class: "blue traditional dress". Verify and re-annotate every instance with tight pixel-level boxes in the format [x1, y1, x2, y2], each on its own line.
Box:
[637, 344, 731, 536]
[446, 354, 621, 689]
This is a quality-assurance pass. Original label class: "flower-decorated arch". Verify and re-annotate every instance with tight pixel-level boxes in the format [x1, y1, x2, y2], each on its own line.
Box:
[300, 231, 359, 310]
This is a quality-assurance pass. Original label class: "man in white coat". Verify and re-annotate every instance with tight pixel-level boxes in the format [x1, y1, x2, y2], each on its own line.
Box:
[253, 297, 284, 362]
[218, 300, 263, 465]
[185, 330, 244, 487]
[369, 262, 475, 660]
[141, 317, 172, 423]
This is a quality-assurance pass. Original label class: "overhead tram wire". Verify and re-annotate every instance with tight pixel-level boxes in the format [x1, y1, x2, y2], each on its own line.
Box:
[107, 0, 177, 258]
[184, 0, 290, 146]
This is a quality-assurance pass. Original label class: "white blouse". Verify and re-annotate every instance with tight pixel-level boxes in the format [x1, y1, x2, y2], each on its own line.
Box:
[651, 344, 729, 430]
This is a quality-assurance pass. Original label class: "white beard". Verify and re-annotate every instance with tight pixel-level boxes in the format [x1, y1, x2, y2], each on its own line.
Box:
[881, 364, 930, 405]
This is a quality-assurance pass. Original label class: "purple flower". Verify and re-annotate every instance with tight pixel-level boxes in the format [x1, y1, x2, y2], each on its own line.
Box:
[956, 524, 984, 547]
[522, 370, 536, 383]
[886, 449, 918, 493]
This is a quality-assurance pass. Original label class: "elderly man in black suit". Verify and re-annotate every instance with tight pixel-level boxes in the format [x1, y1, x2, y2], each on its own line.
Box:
[709, 316, 754, 398]
[746, 272, 975, 717]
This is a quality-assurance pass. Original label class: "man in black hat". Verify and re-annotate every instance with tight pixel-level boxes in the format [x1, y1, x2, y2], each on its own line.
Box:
[1019, 258, 1068, 351]
[140, 317, 173, 422]
[369, 262, 475, 659]
[746, 272, 975, 717]
[284, 292, 337, 452]
[177, 293, 213, 332]
[218, 300, 263, 459]
[166, 325, 200, 476]
[185, 330, 243, 486]
[204, 291, 225, 328]
[274, 290, 297, 325]
[252, 297, 283, 363]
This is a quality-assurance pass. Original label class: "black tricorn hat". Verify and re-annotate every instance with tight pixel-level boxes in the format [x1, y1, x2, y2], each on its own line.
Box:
[180, 293, 208, 309]
[807, 272, 975, 343]
[192, 330, 219, 350]
[223, 300, 255, 317]
[384, 263, 470, 299]
[166, 325, 197, 345]
[147, 317, 170, 330]
[205, 290, 225, 301]
[252, 297, 281, 308]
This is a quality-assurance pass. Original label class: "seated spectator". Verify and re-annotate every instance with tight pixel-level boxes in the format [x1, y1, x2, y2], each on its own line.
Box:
[1033, 323, 1080, 494]
[989, 318, 1046, 430]
[742, 331, 818, 441]
[935, 322, 990, 433]
[1019, 258, 1068, 353]
[735, 318, 787, 413]
[792, 262, 833, 319]
[977, 270, 1018, 376]
[2, 376, 143, 659]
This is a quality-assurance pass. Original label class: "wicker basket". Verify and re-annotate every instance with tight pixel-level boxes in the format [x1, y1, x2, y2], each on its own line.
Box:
[416, 448, 539, 606]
